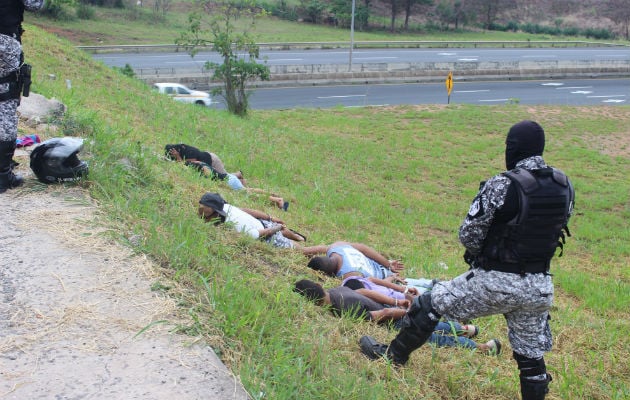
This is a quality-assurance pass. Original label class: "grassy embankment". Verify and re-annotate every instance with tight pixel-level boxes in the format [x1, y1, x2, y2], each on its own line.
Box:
[21, 13, 630, 400]
[27, 3, 616, 46]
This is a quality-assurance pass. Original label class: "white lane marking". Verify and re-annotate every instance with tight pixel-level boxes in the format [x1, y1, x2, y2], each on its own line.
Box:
[479, 99, 509, 102]
[542, 83, 564, 86]
[522, 55, 557, 58]
[556, 86, 593, 90]
[438, 52, 456, 56]
[587, 95, 627, 98]
[602, 99, 626, 103]
[266, 58, 304, 62]
[317, 95, 366, 99]
[458, 58, 478, 61]
[355, 57, 398, 60]
[456, 90, 490, 93]
[571, 91, 593, 94]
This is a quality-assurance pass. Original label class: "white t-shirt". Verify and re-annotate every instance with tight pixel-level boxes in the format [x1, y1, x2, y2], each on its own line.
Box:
[224, 204, 263, 239]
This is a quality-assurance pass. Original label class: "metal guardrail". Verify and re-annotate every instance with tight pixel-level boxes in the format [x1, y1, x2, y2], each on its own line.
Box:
[77, 40, 630, 53]
[136, 58, 630, 90]
[84, 40, 630, 88]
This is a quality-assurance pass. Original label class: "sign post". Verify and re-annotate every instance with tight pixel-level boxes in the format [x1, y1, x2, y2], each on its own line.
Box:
[445, 72, 453, 104]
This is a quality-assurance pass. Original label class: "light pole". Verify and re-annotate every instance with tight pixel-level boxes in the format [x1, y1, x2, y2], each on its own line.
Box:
[348, 0, 355, 72]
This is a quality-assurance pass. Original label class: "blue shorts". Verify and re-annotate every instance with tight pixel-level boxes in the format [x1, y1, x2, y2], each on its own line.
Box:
[226, 173, 245, 190]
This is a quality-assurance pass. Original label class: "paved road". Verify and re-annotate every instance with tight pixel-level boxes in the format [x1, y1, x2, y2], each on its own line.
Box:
[93, 47, 630, 72]
[93, 47, 629, 108]
[234, 78, 628, 109]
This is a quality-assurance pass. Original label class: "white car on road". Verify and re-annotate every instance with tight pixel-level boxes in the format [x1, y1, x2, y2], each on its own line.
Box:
[153, 83, 212, 107]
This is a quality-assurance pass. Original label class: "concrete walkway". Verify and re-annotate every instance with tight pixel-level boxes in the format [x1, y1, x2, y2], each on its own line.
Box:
[0, 163, 251, 400]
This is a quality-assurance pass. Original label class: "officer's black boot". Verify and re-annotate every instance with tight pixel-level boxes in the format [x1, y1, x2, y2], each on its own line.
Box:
[515, 352, 551, 400]
[360, 292, 439, 366]
[520, 375, 551, 400]
[0, 140, 24, 193]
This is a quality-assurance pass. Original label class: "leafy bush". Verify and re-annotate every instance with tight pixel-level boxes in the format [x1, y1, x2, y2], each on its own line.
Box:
[505, 21, 519, 32]
[41, 1, 75, 20]
[263, 0, 299, 21]
[76, 3, 96, 19]
[113, 63, 136, 78]
[562, 26, 580, 36]
[300, 0, 326, 24]
[79, 0, 125, 7]
[583, 27, 614, 40]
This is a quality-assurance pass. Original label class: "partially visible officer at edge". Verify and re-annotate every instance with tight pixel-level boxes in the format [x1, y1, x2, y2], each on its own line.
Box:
[360, 120, 575, 400]
[0, 0, 45, 193]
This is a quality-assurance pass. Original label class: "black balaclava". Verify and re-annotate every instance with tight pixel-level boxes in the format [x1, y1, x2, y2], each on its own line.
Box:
[505, 120, 545, 170]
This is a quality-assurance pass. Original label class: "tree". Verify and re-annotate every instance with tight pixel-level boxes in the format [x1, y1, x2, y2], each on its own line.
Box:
[329, 0, 369, 29]
[153, 0, 172, 18]
[467, 0, 515, 29]
[403, 0, 432, 30]
[177, 0, 270, 117]
[435, 0, 468, 30]
[599, 0, 630, 39]
[387, 0, 404, 32]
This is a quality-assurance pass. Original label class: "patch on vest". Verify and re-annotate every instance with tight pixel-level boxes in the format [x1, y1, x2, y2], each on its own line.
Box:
[467, 197, 483, 218]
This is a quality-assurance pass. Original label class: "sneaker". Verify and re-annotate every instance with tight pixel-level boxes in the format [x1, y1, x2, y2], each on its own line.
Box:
[359, 335, 390, 361]
[485, 339, 502, 356]
[460, 324, 479, 338]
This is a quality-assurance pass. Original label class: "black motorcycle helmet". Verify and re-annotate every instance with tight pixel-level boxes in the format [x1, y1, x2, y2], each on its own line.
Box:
[30, 137, 89, 184]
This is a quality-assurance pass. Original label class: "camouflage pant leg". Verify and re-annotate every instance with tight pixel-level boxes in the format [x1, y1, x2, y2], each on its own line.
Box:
[0, 34, 22, 142]
[431, 268, 554, 359]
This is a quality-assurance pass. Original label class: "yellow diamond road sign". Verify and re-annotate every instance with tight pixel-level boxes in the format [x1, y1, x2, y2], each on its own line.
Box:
[446, 72, 453, 96]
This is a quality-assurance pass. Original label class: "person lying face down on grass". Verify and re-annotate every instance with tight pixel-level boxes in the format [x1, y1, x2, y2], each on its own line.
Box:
[303, 241, 437, 293]
[294, 278, 408, 324]
[294, 279, 501, 354]
[304, 241, 405, 280]
[166, 144, 289, 211]
[198, 192, 305, 249]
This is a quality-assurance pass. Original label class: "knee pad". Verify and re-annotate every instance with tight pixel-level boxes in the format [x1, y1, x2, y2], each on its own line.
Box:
[401, 291, 441, 332]
[514, 352, 547, 379]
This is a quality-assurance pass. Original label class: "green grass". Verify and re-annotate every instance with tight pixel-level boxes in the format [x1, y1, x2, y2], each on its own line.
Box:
[26, 2, 628, 46]
[21, 23, 630, 400]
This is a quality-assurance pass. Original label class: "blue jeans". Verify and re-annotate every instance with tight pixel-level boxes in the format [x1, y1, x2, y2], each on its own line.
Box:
[429, 321, 477, 349]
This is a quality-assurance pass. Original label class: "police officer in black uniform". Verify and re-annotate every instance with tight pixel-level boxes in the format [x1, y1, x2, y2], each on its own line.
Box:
[0, 0, 44, 193]
[360, 120, 575, 400]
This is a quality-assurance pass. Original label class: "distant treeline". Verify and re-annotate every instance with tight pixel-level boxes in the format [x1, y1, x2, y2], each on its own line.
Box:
[39, 0, 630, 40]
[261, 0, 628, 40]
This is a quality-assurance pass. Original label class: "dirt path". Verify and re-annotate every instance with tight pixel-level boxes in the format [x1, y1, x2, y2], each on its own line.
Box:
[0, 157, 250, 399]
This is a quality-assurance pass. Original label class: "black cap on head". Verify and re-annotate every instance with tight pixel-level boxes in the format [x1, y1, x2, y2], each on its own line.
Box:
[505, 120, 545, 170]
[199, 192, 226, 216]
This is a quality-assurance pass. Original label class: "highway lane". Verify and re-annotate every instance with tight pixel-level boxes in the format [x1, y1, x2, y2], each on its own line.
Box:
[93, 47, 630, 71]
[237, 78, 629, 109]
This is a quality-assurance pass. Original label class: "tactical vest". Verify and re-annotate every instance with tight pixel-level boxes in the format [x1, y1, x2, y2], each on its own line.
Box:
[0, 0, 25, 41]
[479, 167, 574, 274]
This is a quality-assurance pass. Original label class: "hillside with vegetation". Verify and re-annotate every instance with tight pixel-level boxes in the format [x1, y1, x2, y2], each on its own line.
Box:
[17, 6, 630, 400]
[27, 0, 630, 45]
